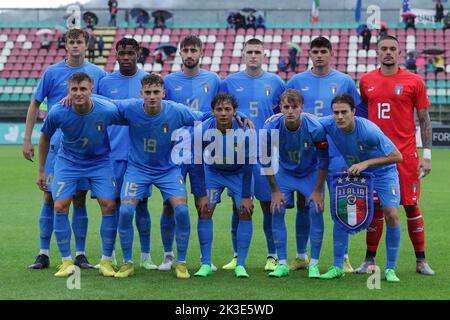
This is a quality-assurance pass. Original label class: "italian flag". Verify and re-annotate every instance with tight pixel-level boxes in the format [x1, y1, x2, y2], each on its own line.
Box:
[338, 198, 365, 226]
[312, 0, 320, 25]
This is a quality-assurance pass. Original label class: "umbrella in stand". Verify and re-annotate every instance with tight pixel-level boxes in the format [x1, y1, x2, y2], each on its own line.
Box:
[156, 43, 177, 55]
[422, 47, 445, 55]
[36, 29, 55, 37]
[401, 12, 417, 19]
[242, 8, 256, 13]
[151, 10, 173, 20]
[83, 11, 99, 27]
[131, 8, 149, 18]
[287, 42, 302, 53]
[374, 21, 388, 29]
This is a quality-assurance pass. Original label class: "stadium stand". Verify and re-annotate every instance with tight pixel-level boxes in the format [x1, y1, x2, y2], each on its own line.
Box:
[0, 26, 449, 121]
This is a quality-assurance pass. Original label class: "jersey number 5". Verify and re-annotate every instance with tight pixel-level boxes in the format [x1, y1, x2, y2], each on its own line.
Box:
[377, 103, 391, 119]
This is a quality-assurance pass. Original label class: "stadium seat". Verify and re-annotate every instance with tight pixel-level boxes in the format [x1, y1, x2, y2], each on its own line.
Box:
[229, 64, 239, 72]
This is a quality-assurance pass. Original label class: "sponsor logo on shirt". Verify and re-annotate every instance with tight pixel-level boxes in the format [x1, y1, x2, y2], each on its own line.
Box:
[368, 87, 375, 92]
[301, 86, 309, 91]
[175, 86, 183, 91]
[110, 88, 119, 94]
[236, 86, 244, 92]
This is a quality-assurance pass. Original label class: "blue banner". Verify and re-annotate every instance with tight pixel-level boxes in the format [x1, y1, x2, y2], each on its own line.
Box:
[330, 172, 374, 235]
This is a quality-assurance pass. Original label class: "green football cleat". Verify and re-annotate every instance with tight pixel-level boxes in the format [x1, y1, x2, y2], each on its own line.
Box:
[308, 264, 321, 278]
[289, 257, 309, 271]
[268, 264, 289, 278]
[140, 257, 158, 270]
[235, 265, 249, 278]
[343, 257, 354, 273]
[385, 269, 400, 282]
[114, 263, 135, 278]
[194, 264, 213, 277]
[222, 257, 237, 270]
[264, 257, 278, 271]
[320, 266, 345, 280]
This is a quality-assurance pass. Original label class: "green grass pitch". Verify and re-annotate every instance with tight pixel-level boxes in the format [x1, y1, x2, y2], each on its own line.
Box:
[0, 145, 449, 299]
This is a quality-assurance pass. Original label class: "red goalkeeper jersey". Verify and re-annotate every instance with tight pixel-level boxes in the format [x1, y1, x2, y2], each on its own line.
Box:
[360, 68, 430, 154]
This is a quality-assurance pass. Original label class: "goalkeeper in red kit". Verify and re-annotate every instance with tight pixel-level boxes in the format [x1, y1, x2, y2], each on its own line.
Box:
[355, 35, 434, 275]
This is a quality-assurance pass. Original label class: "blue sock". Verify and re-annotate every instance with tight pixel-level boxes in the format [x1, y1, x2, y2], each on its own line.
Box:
[263, 210, 276, 256]
[296, 206, 310, 255]
[231, 212, 239, 256]
[385, 225, 401, 270]
[309, 205, 324, 261]
[100, 214, 117, 257]
[39, 203, 54, 251]
[197, 218, 213, 265]
[72, 205, 88, 253]
[237, 219, 253, 266]
[333, 224, 348, 268]
[160, 214, 175, 253]
[173, 204, 190, 262]
[118, 203, 136, 262]
[54, 213, 71, 258]
[272, 207, 287, 261]
[135, 201, 151, 254]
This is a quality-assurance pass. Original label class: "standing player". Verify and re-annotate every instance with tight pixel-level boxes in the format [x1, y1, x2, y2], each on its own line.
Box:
[37, 72, 121, 277]
[317, 94, 403, 282]
[97, 38, 155, 270]
[104, 74, 212, 279]
[195, 93, 255, 278]
[23, 28, 107, 270]
[263, 89, 329, 278]
[221, 38, 286, 271]
[286, 36, 361, 273]
[356, 35, 434, 275]
[161, 35, 221, 271]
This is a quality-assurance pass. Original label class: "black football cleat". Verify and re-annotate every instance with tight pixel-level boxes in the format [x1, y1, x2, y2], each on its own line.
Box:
[74, 254, 94, 269]
[28, 254, 50, 269]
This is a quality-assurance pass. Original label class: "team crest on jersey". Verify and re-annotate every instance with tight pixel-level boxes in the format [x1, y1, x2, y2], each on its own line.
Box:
[96, 121, 105, 131]
[413, 181, 418, 193]
[330, 172, 374, 234]
[303, 140, 311, 149]
[358, 141, 365, 152]
[111, 178, 116, 188]
[395, 84, 403, 95]
[203, 84, 209, 93]
[177, 175, 185, 185]
[162, 122, 169, 133]
[391, 185, 397, 196]
[265, 86, 271, 97]
[330, 84, 337, 95]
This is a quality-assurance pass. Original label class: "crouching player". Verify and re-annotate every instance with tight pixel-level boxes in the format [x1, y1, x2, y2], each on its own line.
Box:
[318, 94, 403, 282]
[262, 89, 329, 278]
[37, 72, 122, 277]
[196, 93, 255, 278]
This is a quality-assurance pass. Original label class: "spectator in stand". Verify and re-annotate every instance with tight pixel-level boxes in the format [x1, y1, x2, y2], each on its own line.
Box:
[97, 35, 105, 58]
[40, 33, 52, 50]
[443, 12, 450, 30]
[434, 55, 445, 74]
[404, 16, 416, 30]
[57, 34, 66, 49]
[87, 32, 97, 62]
[137, 10, 149, 28]
[246, 13, 256, 29]
[415, 55, 426, 73]
[405, 55, 417, 73]
[426, 58, 435, 73]
[256, 12, 266, 30]
[378, 26, 388, 40]
[435, 1, 444, 23]
[108, 0, 118, 27]
[234, 12, 246, 29]
[288, 47, 298, 72]
[154, 16, 166, 29]
[227, 12, 236, 29]
[278, 57, 288, 72]
[362, 25, 372, 51]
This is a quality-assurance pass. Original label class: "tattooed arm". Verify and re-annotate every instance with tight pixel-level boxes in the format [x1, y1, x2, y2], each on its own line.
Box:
[417, 108, 432, 177]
